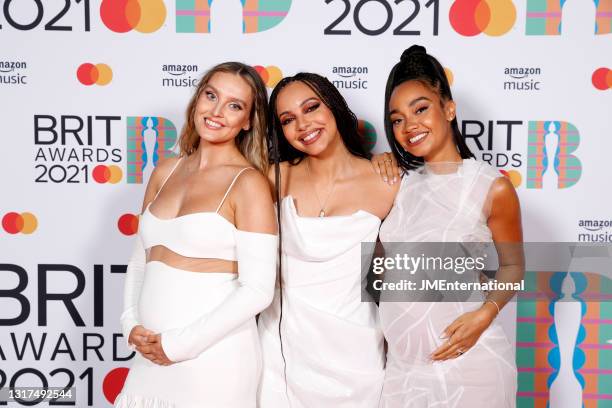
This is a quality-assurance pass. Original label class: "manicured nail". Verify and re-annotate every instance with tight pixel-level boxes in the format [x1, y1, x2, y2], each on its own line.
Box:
[383, 177, 388, 182]
[393, 177, 397, 183]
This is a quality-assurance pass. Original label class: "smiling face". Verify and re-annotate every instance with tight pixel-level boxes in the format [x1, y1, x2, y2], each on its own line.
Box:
[388, 80, 458, 162]
[194, 71, 254, 145]
[275, 81, 340, 157]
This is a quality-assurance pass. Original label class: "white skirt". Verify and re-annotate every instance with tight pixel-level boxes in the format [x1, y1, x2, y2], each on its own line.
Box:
[115, 261, 261, 408]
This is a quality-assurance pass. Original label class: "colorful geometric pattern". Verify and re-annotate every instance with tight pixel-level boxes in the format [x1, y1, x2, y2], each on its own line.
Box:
[526, 0, 564, 35]
[516, 271, 612, 407]
[576, 273, 612, 408]
[526, 121, 582, 189]
[242, 0, 292, 33]
[176, 0, 291, 33]
[126, 117, 177, 184]
[176, 0, 212, 33]
[527, 0, 612, 35]
[595, 0, 612, 34]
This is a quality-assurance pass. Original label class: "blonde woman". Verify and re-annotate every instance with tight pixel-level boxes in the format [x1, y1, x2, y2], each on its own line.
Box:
[116, 62, 278, 407]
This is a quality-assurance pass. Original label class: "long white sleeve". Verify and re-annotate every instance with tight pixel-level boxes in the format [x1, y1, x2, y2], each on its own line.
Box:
[120, 236, 146, 344]
[161, 230, 278, 363]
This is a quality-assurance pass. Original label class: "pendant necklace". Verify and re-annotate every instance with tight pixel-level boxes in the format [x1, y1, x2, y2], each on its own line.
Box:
[306, 158, 339, 217]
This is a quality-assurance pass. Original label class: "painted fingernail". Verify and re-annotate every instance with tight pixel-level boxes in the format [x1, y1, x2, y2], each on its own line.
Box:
[393, 177, 397, 183]
[383, 177, 388, 182]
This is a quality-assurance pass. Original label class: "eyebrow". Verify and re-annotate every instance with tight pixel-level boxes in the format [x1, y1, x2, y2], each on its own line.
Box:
[389, 96, 431, 115]
[205, 84, 247, 106]
[278, 97, 319, 117]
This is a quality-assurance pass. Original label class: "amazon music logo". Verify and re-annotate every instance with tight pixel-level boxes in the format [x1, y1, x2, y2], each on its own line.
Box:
[0, 60, 27, 86]
[161, 63, 200, 88]
[578, 219, 612, 243]
[331, 65, 368, 91]
[504, 66, 542, 91]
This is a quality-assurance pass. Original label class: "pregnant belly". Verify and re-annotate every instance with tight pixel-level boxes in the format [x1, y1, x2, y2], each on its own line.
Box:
[380, 302, 483, 364]
[138, 261, 237, 332]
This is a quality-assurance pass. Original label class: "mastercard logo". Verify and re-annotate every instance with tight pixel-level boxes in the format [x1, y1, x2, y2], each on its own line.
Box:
[444, 67, 454, 86]
[103, 367, 129, 404]
[118, 213, 139, 236]
[77, 63, 113, 86]
[100, 0, 166, 33]
[2, 212, 38, 234]
[93, 165, 123, 184]
[450, 0, 516, 37]
[592, 67, 612, 90]
[253, 65, 283, 88]
[500, 169, 522, 188]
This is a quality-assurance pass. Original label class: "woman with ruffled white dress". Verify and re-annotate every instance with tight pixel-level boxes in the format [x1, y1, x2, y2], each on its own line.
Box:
[372, 46, 524, 407]
[257, 73, 398, 407]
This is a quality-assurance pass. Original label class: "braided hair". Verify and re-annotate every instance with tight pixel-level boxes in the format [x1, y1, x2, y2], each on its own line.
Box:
[384, 45, 474, 171]
[266, 73, 369, 403]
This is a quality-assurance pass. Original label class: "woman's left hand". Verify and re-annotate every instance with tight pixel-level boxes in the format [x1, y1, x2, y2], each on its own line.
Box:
[136, 333, 173, 366]
[430, 305, 497, 361]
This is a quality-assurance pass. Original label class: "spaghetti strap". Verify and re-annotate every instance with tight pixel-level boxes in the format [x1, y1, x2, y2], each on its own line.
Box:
[215, 167, 254, 213]
[153, 157, 182, 201]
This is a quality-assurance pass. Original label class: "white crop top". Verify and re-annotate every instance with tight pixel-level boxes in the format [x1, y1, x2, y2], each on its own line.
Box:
[139, 158, 253, 261]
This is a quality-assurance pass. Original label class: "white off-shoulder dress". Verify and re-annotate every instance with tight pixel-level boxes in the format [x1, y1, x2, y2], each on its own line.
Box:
[257, 196, 385, 407]
[115, 163, 277, 408]
[378, 159, 517, 408]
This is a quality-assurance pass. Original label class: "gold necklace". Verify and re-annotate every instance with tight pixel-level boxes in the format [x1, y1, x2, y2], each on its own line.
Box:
[305, 158, 340, 217]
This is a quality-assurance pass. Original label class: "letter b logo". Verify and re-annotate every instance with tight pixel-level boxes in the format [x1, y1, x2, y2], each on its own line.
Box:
[526, 121, 582, 189]
[126, 117, 178, 184]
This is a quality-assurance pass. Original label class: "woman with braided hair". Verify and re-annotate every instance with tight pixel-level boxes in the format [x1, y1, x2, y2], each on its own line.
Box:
[257, 73, 398, 407]
[372, 45, 522, 407]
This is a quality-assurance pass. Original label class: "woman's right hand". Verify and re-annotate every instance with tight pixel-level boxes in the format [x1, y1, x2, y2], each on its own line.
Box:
[371, 152, 399, 185]
[128, 325, 154, 348]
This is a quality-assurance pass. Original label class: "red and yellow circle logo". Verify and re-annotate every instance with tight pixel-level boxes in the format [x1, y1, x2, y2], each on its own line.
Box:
[450, 0, 516, 37]
[118, 214, 139, 236]
[500, 169, 522, 188]
[77, 63, 113, 86]
[93, 165, 123, 184]
[254, 65, 283, 88]
[102, 367, 129, 404]
[592, 67, 612, 90]
[444, 67, 454, 86]
[2, 212, 38, 234]
[100, 0, 167, 33]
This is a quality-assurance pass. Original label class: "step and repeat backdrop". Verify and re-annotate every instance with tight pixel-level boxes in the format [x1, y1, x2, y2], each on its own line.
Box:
[1, 0, 611, 406]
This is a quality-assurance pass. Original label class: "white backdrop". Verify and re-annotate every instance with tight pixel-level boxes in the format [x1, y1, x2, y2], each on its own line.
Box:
[1, 0, 611, 406]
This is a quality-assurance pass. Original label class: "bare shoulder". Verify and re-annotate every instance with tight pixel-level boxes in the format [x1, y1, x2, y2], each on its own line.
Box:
[232, 167, 277, 234]
[489, 176, 519, 206]
[232, 168, 274, 205]
[267, 161, 295, 199]
[354, 157, 400, 196]
[488, 176, 522, 241]
[150, 156, 181, 186]
[141, 156, 182, 209]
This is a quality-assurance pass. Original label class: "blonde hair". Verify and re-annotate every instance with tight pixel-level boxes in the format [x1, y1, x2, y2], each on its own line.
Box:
[179, 62, 270, 174]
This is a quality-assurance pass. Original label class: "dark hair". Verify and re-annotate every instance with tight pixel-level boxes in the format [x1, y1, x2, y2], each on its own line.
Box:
[268, 72, 371, 164]
[267, 73, 370, 399]
[384, 45, 474, 171]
